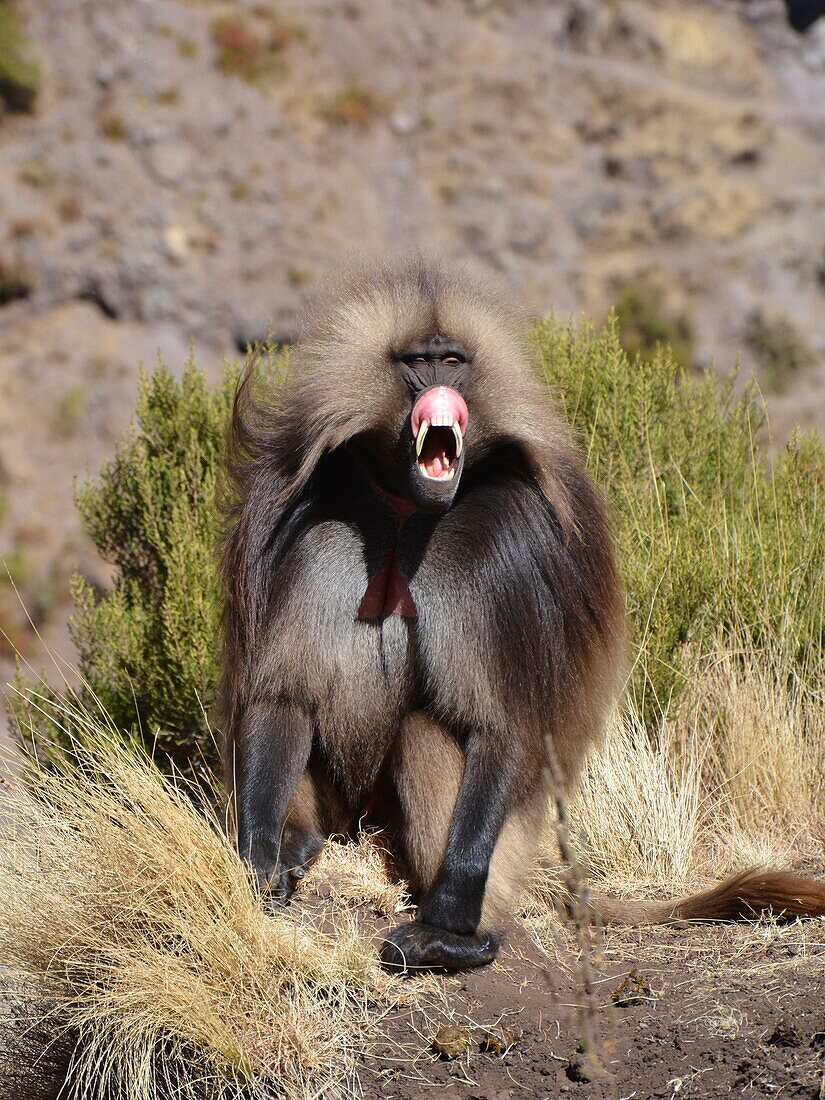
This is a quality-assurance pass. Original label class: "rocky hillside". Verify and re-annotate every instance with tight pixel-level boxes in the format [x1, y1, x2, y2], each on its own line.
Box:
[0, 0, 824, 680]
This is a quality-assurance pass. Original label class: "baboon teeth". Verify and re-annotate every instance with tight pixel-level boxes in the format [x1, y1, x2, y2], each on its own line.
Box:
[452, 422, 463, 458]
[415, 418, 464, 461]
[416, 420, 429, 457]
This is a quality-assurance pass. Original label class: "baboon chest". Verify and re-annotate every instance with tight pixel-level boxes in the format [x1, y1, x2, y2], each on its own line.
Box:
[269, 510, 488, 792]
[271, 519, 422, 783]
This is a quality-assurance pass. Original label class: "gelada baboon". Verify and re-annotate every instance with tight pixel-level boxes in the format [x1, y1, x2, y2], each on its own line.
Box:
[220, 258, 825, 971]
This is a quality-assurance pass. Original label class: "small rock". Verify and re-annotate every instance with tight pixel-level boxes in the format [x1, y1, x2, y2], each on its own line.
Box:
[150, 142, 191, 186]
[480, 1027, 516, 1056]
[162, 224, 188, 261]
[565, 1051, 592, 1083]
[610, 969, 652, 1007]
[432, 1025, 470, 1060]
[765, 1020, 802, 1047]
[391, 111, 417, 136]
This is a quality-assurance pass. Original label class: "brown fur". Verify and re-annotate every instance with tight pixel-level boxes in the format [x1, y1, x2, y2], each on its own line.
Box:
[590, 870, 825, 926]
[219, 256, 824, 969]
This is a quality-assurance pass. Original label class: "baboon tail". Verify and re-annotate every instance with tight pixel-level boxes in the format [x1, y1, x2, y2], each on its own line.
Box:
[588, 869, 825, 926]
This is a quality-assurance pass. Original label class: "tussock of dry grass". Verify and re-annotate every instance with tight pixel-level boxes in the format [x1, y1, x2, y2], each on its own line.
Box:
[533, 640, 824, 907]
[0, 691, 403, 1100]
[307, 832, 411, 919]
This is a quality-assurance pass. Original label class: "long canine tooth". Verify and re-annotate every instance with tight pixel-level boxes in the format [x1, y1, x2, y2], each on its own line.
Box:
[452, 422, 463, 458]
[415, 419, 429, 457]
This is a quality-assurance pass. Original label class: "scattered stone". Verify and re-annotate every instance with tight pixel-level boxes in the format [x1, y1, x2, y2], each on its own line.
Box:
[507, 208, 549, 256]
[162, 224, 188, 262]
[610, 969, 653, 1007]
[765, 1020, 802, 1047]
[432, 1025, 471, 1060]
[479, 1026, 516, 1056]
[77, 277, 120, 320]
[390, 110, 417, 136]
[150, 141, 192, 186]
[565, 1051, 592, 1083]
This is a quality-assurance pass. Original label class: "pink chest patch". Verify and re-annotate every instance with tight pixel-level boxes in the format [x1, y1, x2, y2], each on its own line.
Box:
[357, 485, 418, 621]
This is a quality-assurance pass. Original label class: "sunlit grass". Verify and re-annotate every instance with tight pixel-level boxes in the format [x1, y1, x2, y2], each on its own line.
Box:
[0, 688, 405, 1100]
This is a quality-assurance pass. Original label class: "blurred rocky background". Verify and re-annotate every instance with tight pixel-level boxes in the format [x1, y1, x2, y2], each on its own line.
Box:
[0, 0, 824, 684]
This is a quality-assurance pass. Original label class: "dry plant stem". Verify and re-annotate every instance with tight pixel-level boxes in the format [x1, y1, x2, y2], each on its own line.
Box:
[543, 732, 604, 1078]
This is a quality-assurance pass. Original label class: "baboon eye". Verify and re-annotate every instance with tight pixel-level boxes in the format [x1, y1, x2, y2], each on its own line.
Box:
[443, 356, 462, 367]
[411, 357, 428, 368]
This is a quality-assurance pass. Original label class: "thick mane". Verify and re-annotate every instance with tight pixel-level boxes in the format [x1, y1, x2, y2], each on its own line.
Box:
[219, 256, 599, 745]
[295, 255, 583, 531]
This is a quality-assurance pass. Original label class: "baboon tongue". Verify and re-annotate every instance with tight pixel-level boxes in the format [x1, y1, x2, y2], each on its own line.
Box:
[410, 386, 469, 437]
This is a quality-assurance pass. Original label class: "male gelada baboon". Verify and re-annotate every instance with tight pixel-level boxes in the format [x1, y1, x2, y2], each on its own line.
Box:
[221, 258, 825, 971]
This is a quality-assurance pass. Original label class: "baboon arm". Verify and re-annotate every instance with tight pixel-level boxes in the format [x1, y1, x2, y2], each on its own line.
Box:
[232, 700, 315, 896]
[417, 733, 514, 936]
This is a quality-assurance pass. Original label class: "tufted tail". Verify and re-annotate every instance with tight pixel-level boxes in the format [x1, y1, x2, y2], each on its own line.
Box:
[586, 869, 825, 926]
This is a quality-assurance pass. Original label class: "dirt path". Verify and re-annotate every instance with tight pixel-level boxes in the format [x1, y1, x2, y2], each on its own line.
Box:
[353, 910, 825, 1099]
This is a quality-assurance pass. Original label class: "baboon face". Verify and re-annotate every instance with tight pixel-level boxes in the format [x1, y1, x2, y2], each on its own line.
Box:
[294, 261, 543, 515]
[396, 335, 470, 510]
[342, 334, 472, 512]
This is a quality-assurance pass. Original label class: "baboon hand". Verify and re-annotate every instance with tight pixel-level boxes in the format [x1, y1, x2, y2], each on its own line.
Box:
[254, 858, 306, 909]
[244, 825, 324, 910]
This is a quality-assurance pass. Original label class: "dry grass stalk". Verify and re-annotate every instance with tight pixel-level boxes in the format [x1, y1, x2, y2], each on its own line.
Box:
[532, 638, 824, 907]
[0, 689, 401, 1100]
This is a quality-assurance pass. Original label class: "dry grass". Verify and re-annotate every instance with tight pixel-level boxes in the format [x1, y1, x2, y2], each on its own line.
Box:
[532, 638, 824, 907]
[307, 832, 411, 920]
[0, 690, 408, 1100]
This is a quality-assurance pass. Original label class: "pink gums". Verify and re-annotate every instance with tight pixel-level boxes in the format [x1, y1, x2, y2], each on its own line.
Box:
[410, 386, 469, 437]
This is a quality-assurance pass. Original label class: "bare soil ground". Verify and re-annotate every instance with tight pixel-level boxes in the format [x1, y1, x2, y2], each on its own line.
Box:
[362, 918, 825, 1099]
[296, 857, 825, 1100]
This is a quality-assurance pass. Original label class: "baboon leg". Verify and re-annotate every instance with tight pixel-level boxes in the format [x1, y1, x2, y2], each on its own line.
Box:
[231, 700, 321, 906]
[390, 713, 464, 897]
[477, 791, 546, 931]
[381, 712, 540, 972]
[285, 761, 351, 845]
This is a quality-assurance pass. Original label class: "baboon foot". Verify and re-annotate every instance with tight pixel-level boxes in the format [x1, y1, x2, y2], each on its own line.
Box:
[380, 920, 501, 972]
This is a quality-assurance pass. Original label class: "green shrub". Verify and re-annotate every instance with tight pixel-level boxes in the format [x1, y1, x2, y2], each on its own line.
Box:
[319, 82, 385, 129]
[534, 317, 823, 718]
[210, 10, 296, 83]
[613, 283, 694, 371]
[742, 311, 814, 394]
[62, 359, 240, 767]
[0, 1, 40, 112]
[14, 324, 823, 767]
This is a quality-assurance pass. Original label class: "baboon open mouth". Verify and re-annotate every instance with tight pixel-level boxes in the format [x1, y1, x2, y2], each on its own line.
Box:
[417, 424, 461, 480]
[411, 386, 468, 483]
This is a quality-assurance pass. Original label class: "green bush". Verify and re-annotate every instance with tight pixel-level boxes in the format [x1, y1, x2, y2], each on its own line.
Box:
[742, 311, 814, 394]
[0, 1, 40, 112]
[534, 317, 823, 717]
[15, 323, 823, 767]
[64, 359, 239, 767]
[612, 283, 694, 371]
